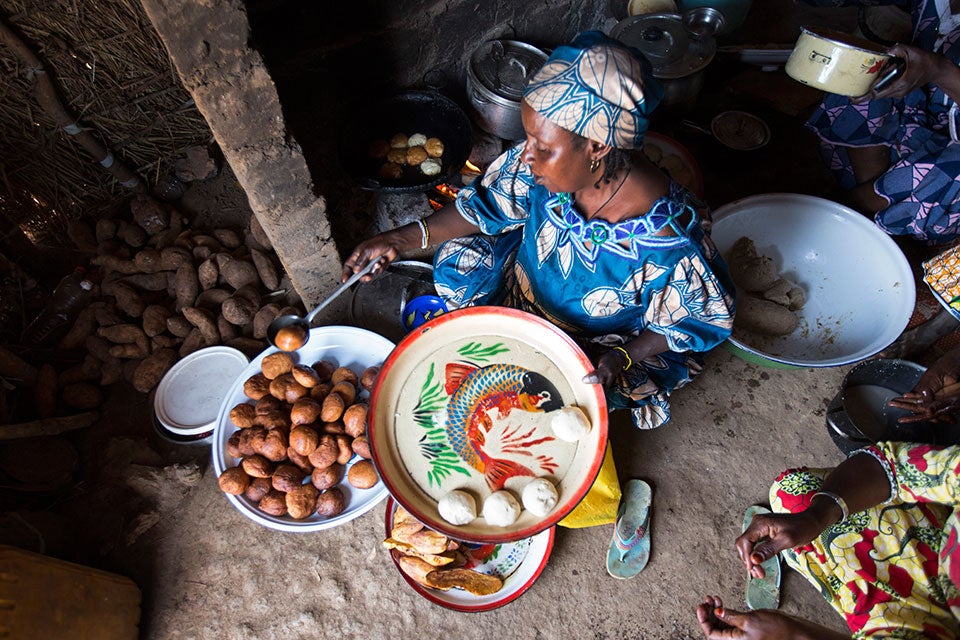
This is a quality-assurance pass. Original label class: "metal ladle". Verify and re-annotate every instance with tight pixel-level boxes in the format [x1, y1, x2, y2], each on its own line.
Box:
[266, 259, 380, 350]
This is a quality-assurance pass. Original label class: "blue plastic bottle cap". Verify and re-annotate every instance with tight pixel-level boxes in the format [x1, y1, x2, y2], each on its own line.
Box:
[401, 295, 448, 331]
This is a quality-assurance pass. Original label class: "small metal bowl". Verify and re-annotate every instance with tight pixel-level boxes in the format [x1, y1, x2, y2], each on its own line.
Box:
[682, 6, 724, 40]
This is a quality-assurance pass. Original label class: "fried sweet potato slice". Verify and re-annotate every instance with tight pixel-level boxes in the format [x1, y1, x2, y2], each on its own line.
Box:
[425, 568, 503, 596]
[382, 538, 457, 567]
[396, 554, 440, 589]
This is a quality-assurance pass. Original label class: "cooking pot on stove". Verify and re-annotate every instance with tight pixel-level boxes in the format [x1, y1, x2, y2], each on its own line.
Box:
[467, 39, 549, 141]
[611, 12, 715, 107]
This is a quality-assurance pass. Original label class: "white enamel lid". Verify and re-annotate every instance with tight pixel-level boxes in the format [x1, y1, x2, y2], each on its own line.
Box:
[154, 346, 249, 435]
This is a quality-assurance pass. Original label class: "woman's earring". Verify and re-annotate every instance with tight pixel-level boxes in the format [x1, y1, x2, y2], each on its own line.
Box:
[590, 158, 600, 173]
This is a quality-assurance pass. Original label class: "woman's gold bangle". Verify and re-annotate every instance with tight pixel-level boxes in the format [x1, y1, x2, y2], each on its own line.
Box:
[613, 346, 633, 371]
[416, 218, 430, 250]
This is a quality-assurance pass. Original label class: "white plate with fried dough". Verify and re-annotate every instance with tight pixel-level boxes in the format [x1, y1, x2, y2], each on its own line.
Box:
[384, 498, 554, 612]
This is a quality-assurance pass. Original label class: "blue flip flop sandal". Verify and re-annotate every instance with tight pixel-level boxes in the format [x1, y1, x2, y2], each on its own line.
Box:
[606, 479, 652, 579]
[743, 505, 781, 610]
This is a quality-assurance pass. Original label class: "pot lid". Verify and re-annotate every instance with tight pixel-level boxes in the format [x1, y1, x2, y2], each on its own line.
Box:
[470, 40, 550, 102]
[610, 13, 716, 79]
[154, 346, 249, 435]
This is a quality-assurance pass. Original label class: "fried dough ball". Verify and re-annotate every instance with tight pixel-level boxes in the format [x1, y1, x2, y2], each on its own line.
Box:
[343, 403, 368, 438]
[335, 434, 354, 465]
[312, 360, 336, 382]
[243, 373, 271, 400]
[379, 162, 403, 180]
[406, 146, 428, 165]
[390, 133, 409, 148]
[286, 484, 320, 519]
[331, 366, 359, 387]
[244, 476, 272, 502]
[237, 428, 258, 457]
[274, 325, 308, 352]
[386, 148, 407, 165]
[321, 392, 346, 422]
[218, 467, 250, 495]
[286, 447, 314, 474]
[360, 365, 380, 392]
[308, 434, 339, 469]
[260, 429, 288, 462]
[315, 487, 347, 517]
[291, 398, 322, 426]
[289, 425, 320, 456]
[247, 426, 268, 455]
[321, 420, 346, 435]
[226, 431, 243, 458]
[351, 435, 372, 459]
[255, 394, 285, 415]
[291, 364, 321, 388]
[331, 381, 356, 406]
[408, 133, 427, 147]
[254, 410, 290, 431]
[420, 159, 441, 176]
[230, 403, 256, 428]
[241, 454, 274, 478]
[272, 463, 306, 493]
[310, 382, 333, 401]
[425, 137, 444, 158]
[368, 138, 391, 159]
[310, 463, 345, 490]
[270, 373, 308, 403]
[259, 489, 287, 516]
[347, 460, 379, 489]
[261, 352, 294, 380]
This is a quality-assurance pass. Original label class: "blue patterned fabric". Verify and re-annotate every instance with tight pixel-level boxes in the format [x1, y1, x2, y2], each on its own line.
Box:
[804, 0, 960, 242]
[522, 31, 663, 149]
[433, 144, 736, 430]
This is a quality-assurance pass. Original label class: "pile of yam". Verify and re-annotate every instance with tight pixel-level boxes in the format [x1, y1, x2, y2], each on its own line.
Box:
[60, 194, 301, 394]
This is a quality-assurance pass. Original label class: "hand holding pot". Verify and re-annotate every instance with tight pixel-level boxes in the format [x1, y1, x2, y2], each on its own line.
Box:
[856, 43, 951, 103]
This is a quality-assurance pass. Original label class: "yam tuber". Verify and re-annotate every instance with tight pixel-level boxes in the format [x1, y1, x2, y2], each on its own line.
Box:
[173, 263, 199, 312]
[250, 249, 280, 290]
[142, 305, 172, 337]
[133, 348, 178, 393]
[182, 307, 220, 345]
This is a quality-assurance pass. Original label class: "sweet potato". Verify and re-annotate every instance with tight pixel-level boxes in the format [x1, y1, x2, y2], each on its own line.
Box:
[198, 258, 219, 290]
[133, 348, 178, 393]
[225, 337, 266, 358]
[61, 382, 103, 410]
[212, 228, 242, 249]
[218, 316, 238, 342]
[173, 263, 199, 312]
[151, 334, 181, 350]
[250, 249, 280, 290]
[121, 273, 169, 292]
[220, 256, 259, 290]
[92, 254, 139, 275]
[59, 303, 101, 349]
[425, 569, 502, 595]
[159, 246, 192, 271]
[130, 194, 170, 235]
[110, 343, 150, 359]
[98, 324, 146, 344]
[133, 248, 163, 273]
[249, 215, 272, 250]
[195, 287, 230, 310]
[191, 234, 222, 252]
[192, 245, 213, 262]
[94, 303, 124, 328]
[222, 293, 258, 326]
[111, 283, 145, 318]
[182, 307, 220, 345]
[100, 356, 125, 386]
[95, 218, 117, 243]
[142, 305, 172, 337]
[116, 220, 147, 248]
[166, 316, 193, 338]
[252, 303, 281, 339]
[179, 329, 205, 358]
[57, 356, 101, 385]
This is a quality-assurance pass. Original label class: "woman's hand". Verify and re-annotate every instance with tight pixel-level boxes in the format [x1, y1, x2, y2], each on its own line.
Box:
[341, 229, 412, 283]
[582, 348, 627, 388]
[735, 511, 823, 579]
[856, 44, 949, 103]
[696, 596, 847, 640]
[889, 346, 960, 423]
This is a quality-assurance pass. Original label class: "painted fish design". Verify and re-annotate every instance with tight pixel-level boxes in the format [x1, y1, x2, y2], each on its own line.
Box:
[445, 362, 562, 491]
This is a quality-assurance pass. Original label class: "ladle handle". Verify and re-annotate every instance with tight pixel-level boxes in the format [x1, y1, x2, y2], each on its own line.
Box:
[304, 259, 380, 325]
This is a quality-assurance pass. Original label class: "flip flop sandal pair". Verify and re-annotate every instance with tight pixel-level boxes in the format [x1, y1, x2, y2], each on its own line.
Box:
[743, 505, 781, 610]
[606, 479, 652, 579]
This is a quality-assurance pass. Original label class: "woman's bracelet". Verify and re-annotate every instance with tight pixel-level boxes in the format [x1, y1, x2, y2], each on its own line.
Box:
[813, 490, 849, 523]
[415, 218, 430, 250]
[612, 346, 633, 371]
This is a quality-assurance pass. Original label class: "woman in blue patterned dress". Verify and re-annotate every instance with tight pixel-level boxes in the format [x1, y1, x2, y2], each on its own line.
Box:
[802, 0, 960, 243]
[342, 31, 736, 430]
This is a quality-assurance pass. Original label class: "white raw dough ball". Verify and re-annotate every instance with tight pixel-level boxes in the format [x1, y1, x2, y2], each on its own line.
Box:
[482, 490, 521, 527]
[438, 490, 477, 526]
[550, 406, 591, 442]
[521, 478, 559, 517]
[420, 158, 441, 176]
[408, 133, 427, 147]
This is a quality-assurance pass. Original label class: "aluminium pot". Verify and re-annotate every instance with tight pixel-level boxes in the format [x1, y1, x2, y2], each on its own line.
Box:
[785, 26, 893, 97]
[467, 39, 549, 141]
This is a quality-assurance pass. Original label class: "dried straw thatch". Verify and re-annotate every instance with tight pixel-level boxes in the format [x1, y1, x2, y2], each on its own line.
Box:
[0, 0, 211, 250]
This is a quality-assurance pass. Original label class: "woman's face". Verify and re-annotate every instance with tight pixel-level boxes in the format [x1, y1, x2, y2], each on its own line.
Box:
[519, 101, 596, 194]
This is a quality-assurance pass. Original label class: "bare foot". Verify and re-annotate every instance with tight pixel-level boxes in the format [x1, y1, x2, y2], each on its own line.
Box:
[876, 311, 960, 360]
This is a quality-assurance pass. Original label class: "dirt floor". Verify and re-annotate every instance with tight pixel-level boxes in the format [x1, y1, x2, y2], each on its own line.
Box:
[121, 349, 851, 640]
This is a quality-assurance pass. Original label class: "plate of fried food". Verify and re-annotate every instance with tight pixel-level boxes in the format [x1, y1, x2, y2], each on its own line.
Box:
[384, 498, 554, 612]
[211, 326, 394, 532]
[368, 306, 608, 545]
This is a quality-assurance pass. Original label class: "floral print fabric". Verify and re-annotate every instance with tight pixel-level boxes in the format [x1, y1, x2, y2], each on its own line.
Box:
[770, 442, 960, 638]
[433, 143, 735, 429]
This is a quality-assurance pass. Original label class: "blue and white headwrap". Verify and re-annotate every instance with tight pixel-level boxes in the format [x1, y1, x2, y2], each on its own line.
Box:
[522, 31, 663, 149]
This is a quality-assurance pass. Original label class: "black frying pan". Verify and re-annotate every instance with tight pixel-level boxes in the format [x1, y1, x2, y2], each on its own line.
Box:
[340, 90, 474, 194]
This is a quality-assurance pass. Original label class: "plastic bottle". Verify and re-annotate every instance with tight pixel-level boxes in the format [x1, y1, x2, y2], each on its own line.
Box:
[23, 268, 96, 346]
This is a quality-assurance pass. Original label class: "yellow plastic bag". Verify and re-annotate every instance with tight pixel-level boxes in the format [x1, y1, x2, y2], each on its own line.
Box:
[558, 443, 621, 528]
